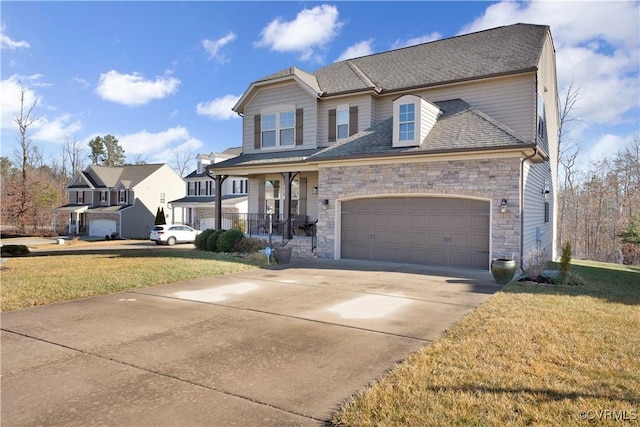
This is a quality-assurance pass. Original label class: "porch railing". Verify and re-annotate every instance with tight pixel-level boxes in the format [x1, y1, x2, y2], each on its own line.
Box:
[217, 213, 317, 250]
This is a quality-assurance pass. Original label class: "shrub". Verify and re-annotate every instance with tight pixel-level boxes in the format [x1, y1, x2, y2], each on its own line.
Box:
[1, 245, 30, 257]
[195, 229, 215, 251]
[560, 241, 572, 278]
[233, 237, 267, 254]
[206, 229, 227, 252]
[523, 248, 546, 280]
[217, 229, 245, 253]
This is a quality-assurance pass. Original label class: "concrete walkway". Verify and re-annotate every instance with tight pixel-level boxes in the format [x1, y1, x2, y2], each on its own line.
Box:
[1, 259, 501, 426]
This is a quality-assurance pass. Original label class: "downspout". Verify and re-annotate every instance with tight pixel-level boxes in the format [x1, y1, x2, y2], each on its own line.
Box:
[520, 147, 539, 270]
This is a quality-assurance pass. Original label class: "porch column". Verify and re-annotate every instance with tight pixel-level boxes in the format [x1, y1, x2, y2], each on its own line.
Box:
[75, 212, 80, 234]
[281, 172, 299, 239]
[214, 175, 228, 230]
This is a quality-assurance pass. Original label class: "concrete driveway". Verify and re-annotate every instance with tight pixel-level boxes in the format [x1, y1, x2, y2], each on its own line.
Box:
[1, 258, 501, 426]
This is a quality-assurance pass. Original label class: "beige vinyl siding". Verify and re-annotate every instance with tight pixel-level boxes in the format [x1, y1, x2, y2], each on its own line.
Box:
[242, 82, 317, 154]
[248, 177, 263, 214]
[318, 94, 374, 147]
[522, 161, 554, 261]
[376, 74, 536, 143]
[537, 34, 560, 258]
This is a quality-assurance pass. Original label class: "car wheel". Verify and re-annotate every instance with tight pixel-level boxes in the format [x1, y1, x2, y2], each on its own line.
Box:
[167, 236, 177, 246]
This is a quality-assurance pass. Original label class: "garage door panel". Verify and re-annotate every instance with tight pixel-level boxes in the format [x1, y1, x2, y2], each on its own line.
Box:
[341, 197, 489, 269]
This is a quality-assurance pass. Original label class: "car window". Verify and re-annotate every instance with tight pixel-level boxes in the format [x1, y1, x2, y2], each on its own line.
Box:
[152, 226, 164, 231]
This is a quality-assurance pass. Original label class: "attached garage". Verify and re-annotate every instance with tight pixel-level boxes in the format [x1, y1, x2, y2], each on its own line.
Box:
[89, 219, 116, 237]
[340, 197, 490, 269]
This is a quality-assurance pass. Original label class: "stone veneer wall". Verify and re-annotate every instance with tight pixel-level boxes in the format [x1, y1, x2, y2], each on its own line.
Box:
[316, 158, 522, 263]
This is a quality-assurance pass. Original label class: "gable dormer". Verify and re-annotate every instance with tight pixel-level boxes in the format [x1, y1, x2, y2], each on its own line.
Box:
[67, 171, 95, 189]
[392, 94, 441, 148]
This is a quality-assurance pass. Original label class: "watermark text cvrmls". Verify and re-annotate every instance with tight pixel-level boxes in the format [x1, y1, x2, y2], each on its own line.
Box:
[578, 409, 638, 421]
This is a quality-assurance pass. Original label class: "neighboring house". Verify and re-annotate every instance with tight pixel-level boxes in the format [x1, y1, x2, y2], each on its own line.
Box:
[54, 164, 185, 238]
[168, 149, 248, 231]
[208, 23, 560, 270]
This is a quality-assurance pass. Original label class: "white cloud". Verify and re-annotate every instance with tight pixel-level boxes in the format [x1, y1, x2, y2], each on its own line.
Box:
[150, 137, 204, 166]
[31, 114, 82, 143]
[391, 32, 442, 50]
[336, 40, 374, 62]
[0, 27, 30, 50]
[116, 126, 203, 165]
[256, 4, 342, 61]
[73, 76, 91, 89]
[1, 75, 42, 129]
[196, 94, 241, 120]
[460, 0, 639, 161]
[582, 133, 637, 169]
[95, 70, 180, 106]
[202, 32, 236, 62]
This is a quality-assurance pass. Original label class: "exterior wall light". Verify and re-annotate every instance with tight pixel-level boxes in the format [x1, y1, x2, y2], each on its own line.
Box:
[500, 199, 508, 213]
[312, 186, 318, 194]
[321, 199, 329, 210]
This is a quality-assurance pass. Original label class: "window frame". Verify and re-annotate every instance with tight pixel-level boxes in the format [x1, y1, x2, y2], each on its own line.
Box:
[398, 102, 416, 142]
[260, 105, 296, 149]
[336, 105, 349, 140]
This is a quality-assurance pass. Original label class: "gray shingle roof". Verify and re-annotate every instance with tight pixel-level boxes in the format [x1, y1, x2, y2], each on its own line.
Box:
[211, 99, 530, 170]
[258, 23, 548, 97]
[85, 164, 165, 188]
[209, 148, 322, 169]
[310, 99, 529, 161]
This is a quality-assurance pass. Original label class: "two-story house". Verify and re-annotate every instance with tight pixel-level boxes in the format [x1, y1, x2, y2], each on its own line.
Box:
[168, 148, 248, 230]
[208, 23, 559, 270]
[54, 164, 185, 238]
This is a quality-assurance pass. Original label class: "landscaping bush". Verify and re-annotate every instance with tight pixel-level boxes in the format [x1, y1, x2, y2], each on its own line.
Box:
[232, 237, 267, 254]
[216, 229, 245, 253]
[195, 229, 215, 251]
[1, 245, 30, 257]
[206, 229, 227, 252]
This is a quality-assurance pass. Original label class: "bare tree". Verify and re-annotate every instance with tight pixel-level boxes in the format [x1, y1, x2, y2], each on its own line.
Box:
[171, 146, 195, 177]
[557, 81, 583, 248]
[10, 82, 38, 232]
[63, 135, 87, 176]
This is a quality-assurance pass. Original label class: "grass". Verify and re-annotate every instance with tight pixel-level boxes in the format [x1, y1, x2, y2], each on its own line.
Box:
[0, 249, 260, 311]
[332, 260, 640, 426]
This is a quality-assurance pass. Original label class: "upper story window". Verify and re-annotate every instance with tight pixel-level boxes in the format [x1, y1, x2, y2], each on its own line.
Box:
[77, 192, 83, 204]
[262, 111, 294, 148]
[119, 190, 126, 204]
[537, 93, 547, 142]
[233, 179, 248, 194]
[254, 106, 303, 150]
[100, 191, 107, 202]
[337, 106, 349, 140]
[329, 105, 358, 142]
[392, 94, 440, 148]
[160, 193, 165, 203]
[399, 103, 415, 141]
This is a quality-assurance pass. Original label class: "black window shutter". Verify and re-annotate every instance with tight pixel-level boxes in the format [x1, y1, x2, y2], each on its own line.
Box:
[349, 106, 358, 136]
[296, 108, 303, 145]
[328, 109, 336, 142]
[254, 115, 261, 149]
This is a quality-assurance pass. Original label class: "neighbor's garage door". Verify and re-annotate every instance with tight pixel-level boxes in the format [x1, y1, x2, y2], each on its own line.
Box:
[341, 197, 490, 269]
[89, 219, 116, 237]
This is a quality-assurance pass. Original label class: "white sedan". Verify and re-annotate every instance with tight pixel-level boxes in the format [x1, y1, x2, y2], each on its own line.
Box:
[149, 225, 202, 246]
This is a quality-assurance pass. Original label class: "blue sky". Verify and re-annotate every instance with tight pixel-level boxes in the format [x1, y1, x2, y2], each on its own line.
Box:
[1, 1, 638, 173]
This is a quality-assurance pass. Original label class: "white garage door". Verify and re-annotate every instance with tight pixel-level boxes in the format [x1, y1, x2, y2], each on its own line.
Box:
[89, 220, 116, 237]
[341, 197, 490, 269]
[199, 218, 215, 231]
